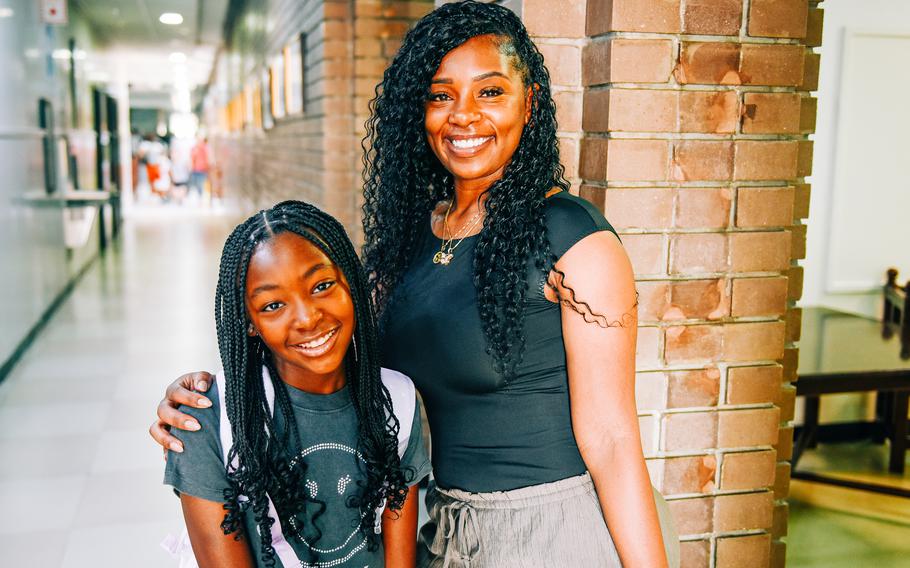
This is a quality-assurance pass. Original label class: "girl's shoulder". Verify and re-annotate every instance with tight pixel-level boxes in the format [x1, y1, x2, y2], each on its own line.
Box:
[178, 379, 222, 430]
[379, 368, 419, 458]
[543, 190, 618, 260]
[379, 368, 416, 412]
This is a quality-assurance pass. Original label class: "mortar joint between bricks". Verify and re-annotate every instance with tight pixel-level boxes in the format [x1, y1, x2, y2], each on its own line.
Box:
[655, 448, 719, 459]
[679, 536, 712, 543]
[681, 35, 803, 46]
[550, 85, 584, 94]
[530, 37, 586, 48]
[715, 528, 771, 539]
[660, 404, 775, 415]
[717, 402, 779, 412]
[740, 0, 752, 40]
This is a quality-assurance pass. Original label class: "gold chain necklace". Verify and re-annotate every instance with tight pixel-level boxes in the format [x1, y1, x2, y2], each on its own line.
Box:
[432, 200, 483, 266]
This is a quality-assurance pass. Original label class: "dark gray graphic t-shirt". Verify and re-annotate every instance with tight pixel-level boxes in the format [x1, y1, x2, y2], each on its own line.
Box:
[164, 380, 431, 568]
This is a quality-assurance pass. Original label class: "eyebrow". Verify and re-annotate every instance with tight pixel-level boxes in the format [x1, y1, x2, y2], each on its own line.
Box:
[248, 262, 334, 298]
[430, 71, 509, 84]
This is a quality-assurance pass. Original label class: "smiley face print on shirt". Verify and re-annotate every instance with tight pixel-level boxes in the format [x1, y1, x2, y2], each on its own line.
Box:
[286, 442, 375, 568]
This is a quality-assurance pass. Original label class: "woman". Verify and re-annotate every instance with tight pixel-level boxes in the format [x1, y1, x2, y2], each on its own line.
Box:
[152, 2, 675, 566]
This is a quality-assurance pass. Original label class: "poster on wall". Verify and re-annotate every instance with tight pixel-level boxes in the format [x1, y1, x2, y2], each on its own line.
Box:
[261, 69, 274, 130]
[270, 54, 286, 120]
[42, 0, 68, 25]
[285, 35, 305, 115]
[244, 83, 255, 129]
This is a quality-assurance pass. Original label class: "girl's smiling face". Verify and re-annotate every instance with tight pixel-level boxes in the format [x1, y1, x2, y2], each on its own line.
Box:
[245, 231, 355, 393]
[424, 34, 532, 191]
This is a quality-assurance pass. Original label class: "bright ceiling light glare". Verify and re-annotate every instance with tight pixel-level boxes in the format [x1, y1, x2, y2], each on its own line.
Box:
[158, 12, 183, 25]
[169, 52, 186, 63]
[51, 49, 72, 60]
[0, 7, 14, 18]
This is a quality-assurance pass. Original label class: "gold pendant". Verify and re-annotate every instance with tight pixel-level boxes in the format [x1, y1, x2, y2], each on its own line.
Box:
[432, 251, 453, 266]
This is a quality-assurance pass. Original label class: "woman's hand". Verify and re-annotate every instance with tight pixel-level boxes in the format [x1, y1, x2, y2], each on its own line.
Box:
[149, 372, 214, 453]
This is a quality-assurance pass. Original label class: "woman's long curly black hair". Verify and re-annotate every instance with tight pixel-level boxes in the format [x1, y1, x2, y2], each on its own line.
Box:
[215, 200, 408, 565]
[362, 0, 569, 377]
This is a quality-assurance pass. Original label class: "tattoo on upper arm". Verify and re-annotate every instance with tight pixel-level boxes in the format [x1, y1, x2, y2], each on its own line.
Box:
[547, 268, 638, 328]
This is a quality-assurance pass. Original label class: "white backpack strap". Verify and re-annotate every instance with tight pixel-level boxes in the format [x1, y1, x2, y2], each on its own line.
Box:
[215, 368, 299, 568]
[381, 367, 416, 459]
[373, 368, 417, 534]
[215, 368, 277, 467]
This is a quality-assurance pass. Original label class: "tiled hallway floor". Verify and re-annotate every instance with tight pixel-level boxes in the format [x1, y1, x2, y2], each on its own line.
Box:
[0, 208, 237, 568]
[787, 498, 910, 567]
[787, 442, 910, 568]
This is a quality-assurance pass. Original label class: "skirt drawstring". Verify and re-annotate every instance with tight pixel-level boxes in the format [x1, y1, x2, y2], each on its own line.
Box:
[431, 498, 481, 568]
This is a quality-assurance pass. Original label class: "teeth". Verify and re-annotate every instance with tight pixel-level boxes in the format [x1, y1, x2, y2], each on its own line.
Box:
[450, 137, 490, 149]
[299, 329, 336, 349]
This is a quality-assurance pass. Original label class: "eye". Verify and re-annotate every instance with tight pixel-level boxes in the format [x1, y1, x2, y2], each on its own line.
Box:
[427, 91, 451, 102]
[261, 301, 284, 312]
[313, 280, 336, 294]
[479, 86, 504, 97]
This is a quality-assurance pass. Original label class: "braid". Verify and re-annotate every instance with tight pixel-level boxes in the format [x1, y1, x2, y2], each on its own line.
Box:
[215, 200, 408, 563]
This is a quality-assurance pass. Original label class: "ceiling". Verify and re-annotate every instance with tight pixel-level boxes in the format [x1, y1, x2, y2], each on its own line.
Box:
[73, 0, 227, 48]
[71, 0, 230, 109]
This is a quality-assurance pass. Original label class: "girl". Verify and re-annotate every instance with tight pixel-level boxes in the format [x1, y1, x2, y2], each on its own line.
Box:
[164, 200, 431, 568]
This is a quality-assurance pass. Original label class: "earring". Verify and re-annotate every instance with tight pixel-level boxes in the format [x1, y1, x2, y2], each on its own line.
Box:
[247, 323, 256, 336]
[351, 336, 358, 361]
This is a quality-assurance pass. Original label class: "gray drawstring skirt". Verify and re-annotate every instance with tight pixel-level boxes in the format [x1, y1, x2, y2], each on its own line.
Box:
[417, 472, 679, 568]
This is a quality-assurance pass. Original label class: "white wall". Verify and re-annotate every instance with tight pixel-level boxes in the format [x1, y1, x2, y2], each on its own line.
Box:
[0, 1, 103, 369]
[802, 0, 910, 316]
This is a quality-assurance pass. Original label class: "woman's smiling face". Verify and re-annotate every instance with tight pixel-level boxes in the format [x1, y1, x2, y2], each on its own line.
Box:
[424, 34, 531, 190]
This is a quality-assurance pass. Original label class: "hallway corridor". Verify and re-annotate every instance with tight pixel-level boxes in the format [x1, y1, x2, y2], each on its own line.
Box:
[0, 209, 237, 567]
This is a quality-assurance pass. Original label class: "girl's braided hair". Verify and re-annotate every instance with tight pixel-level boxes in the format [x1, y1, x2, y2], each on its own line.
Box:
[215, 200, 408, 564]
[362, 0, 572, 378]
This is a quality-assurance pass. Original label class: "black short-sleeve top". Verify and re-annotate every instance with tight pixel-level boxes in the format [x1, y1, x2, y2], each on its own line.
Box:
[380, 191, 618, 492]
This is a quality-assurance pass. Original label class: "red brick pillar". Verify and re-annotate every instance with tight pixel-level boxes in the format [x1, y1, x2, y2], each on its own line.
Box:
[568, 1, 823, 566]
[348, 0, 434, 242]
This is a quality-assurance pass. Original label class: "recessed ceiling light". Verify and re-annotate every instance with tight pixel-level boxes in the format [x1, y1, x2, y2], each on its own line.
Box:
[159, 12, 183, 25]
[52, 49, 71, 60]
[0, 7, 14, 18]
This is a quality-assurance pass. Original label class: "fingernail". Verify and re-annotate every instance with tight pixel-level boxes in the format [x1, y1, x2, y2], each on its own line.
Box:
[195, 381, 208, 391]
[169, 442, 184, 453]
[184, 420, 200, 431]
[197, 397, 212, 408]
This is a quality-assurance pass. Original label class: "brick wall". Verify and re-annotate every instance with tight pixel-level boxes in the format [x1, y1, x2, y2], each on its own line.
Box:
[351, 1, 435, 242]
[214, 0, 328, 216]
[537, 0, 821, 566]
[213, 0, 432, 230]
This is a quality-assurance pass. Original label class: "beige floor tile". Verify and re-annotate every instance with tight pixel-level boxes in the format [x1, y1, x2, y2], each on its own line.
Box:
[0, 475, 86, 534]
[71, 461, 180, 528]
[0, 435, 97, 481]
[60, 520, 178, 568]
[0, 530, 70, 568]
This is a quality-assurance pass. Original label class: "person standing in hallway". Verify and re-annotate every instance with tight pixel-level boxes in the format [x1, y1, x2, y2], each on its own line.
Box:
[164, 201, 431, 568]
[189, 137, 210, 199]
[151, 2, 676, 566]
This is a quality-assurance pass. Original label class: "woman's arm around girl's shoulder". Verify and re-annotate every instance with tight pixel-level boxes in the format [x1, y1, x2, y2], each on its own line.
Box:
[163, 382, 256, 568]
